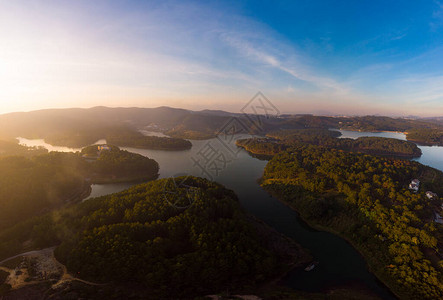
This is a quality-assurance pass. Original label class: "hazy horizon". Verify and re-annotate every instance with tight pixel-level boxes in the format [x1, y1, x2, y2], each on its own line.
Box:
[1, 104, 442, 119]
[1, 1, 443, 116]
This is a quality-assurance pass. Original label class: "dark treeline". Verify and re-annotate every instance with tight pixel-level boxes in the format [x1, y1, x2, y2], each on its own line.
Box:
[106, 128, 192, 150]
[267, 128, 342, 140]
[236, 138, 289, 155]
[237, 129, 422, 158]
[0, 146, 159, 232]
[261, 145, 443, 299]
[81, 145, 159, 183]
[406, 128, 443, 146]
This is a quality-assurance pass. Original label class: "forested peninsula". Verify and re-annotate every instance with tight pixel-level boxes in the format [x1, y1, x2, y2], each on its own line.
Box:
[261, 145, 443, 299]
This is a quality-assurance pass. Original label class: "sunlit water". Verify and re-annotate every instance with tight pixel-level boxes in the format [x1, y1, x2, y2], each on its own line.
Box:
[333, 129, 407, 141]
[20, 131, 443, 298]
[139, 130, 169, 137]
[16, 137, 107, 153]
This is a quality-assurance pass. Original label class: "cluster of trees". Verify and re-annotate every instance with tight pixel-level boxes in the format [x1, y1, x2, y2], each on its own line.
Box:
[348, 136, 422, 157]
[236, 138, 289, 155]
[81, 145, 159, 183]
[238, 129, 422, 158]
[267, 128, 342, 140]
[406, 128, 443, 146]
[165, 128, 217, 140]
[106, 130, 192, 150]
[261, 145, 443, 299]
[47, 177, 282, 298]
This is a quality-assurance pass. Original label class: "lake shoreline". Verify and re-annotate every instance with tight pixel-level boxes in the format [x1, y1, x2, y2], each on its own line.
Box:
[335, 128, 443, 147]
[260, 185, 400, 300]
[336, 128, 407, 135]
[89, 173, 159, 185]
[246, 214, 313, 295]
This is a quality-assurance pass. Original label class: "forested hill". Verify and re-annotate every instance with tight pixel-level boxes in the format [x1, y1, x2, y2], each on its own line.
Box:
[1, 106, 443, 147]
[0, 176, 305, 299]
[261, 145, 443, 299]
[237, 129, 422, 158]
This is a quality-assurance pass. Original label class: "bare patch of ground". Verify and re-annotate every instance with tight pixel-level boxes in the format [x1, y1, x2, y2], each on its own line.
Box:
[0, 246, 104, 296]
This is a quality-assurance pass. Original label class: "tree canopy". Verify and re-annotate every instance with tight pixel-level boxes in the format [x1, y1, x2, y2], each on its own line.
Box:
[51, 177, 283, 298]
[237, 129, 422, 158]
[261, 145, 443, 299]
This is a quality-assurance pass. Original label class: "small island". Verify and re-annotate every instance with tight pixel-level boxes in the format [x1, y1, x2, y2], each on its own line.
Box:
[106, 133, 192, 150]
[81, 144, 159, 183]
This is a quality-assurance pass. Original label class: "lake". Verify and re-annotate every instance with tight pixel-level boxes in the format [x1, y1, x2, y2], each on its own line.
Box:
[19, 132, 443, 298]
[139, 130, 169, 137]
[333, 129, 407, 141]
[16, 137, 107, 153]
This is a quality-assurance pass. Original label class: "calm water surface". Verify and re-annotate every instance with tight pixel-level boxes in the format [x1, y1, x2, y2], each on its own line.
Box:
[20, 132, 443, 298]
[334, 129, 407, 141]
[139, 130, 169, 137]
[16, 137, 107, 153]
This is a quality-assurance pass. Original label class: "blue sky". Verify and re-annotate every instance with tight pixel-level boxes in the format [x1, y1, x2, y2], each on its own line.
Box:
[0, 0, 442, 116]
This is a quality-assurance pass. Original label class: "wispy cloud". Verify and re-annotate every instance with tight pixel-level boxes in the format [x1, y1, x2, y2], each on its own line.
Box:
[219, 33, 351, 95]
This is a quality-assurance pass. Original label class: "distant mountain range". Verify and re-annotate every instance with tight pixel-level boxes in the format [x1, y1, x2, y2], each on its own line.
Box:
[1, 106, 443, 147]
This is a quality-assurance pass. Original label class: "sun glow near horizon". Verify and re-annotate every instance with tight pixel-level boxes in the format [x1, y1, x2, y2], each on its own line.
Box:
[1, 1, 443, 116]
